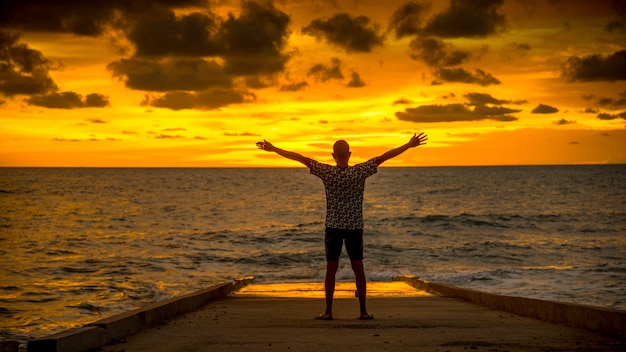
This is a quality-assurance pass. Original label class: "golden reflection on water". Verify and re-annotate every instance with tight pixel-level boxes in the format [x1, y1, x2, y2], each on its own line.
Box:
[235, 281, 432, 298]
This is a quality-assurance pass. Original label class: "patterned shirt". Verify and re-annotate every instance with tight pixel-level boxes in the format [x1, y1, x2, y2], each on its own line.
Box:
[310, 159, 378, 230]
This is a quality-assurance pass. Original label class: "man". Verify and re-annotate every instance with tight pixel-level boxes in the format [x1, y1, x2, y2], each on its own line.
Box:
[256, 133, 428, 320]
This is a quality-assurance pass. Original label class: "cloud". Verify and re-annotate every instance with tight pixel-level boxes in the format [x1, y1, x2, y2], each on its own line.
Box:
[141, 89, 254, 110]
[434, 67, 501, 86]
[422, 0, 507, 38]
[217, 1, 291, 76]
[561, 50, 626, 82]
[104, 1, 292, 106]
[346, 72, 366, 87]
[598, 111, 626, 120]
[0, 31, 58, 96]
[85, 93, 110, 107]
[26, 91, 110, 109]
[127, 7, 222, 58]
[395, 91, 521, 123]
[1, 31, 111, 109]
[302, 13, 384, 53]
[605, 0, 626, 32]
[307, 58, 344, 82]
[224, 131, 260, 137]
[464, 92, 526, 106]
[395, 103, 518, 123]
[408, 36, 472, 67]
[501, 42, 531, 60]
[553, 119, 576, 125]
[0, 0, 206, 36]
[155, 134, 185, 139]
[279, 81, 308, 92]
[393, 97, 414, 105]
[583, 91, 626, 110]
[87, 118, 107, 124]
[531, 103, 559, 114]
[108, 57, 232, 92]
[388, 1, 430, 39]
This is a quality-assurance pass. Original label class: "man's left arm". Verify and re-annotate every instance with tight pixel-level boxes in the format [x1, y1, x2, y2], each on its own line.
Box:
[374, 133, 428, 166]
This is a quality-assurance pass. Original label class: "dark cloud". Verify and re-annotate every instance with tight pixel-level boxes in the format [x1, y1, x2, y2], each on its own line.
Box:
[561, 50, 626, 82]
[583, 91, 626, 110]
[87, 118, 107, 124]
[307, 58, 344, 82]
[127, 7, 222, 57]
[224, 131, 259, 137]
[27, 91, 110, 109]
[85, 93, 110, 107]
[395, 103, 518, 123]
[434, 67, 501, 86]
[279, 81, 308, 92]
[244, 76, 275, 89]
[104, 1, 292, 111]
[464, 92, 526, 106]
[108, 57, 232, 92]
[598, 111, 626, 120]
[501, 42, 531, 60]
[395, 90, 521, 123]
[3, 1, 294, 110]
[422, 0, 506, 38]
[583, 107, 599, 114]
[388, 1, 430, 39]
[346, 72, 366, 88]
[393, 97, 414, 105]
[605, 0, 626, 32]
[1, 31, 111, 108]
[0, 31, 57, 96]
[126, 1, 291, 77]
[531, 103, 559, 114]
[553, 119, 576, 125]
[408, 37, 472, 67]
[0, 0, 206, 36]
[155, 134, 185, 139]
[302, 13, 384, 53]
[217, 1, 291, 76]
[141, 89, 254, 110]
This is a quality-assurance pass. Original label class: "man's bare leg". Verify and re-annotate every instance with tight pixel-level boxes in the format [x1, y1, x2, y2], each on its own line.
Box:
[317, 260, 339, 320]
[351, 259, 372, 319]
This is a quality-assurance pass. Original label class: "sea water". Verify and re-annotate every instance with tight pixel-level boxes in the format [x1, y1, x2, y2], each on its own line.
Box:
[1, 165, 625, 342]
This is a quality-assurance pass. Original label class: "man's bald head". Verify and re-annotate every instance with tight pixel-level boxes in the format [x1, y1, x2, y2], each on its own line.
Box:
[333, 140, 351, 166]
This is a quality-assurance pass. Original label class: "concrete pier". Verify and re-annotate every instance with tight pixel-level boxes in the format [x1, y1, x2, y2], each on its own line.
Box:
[25, 277, 625, 352]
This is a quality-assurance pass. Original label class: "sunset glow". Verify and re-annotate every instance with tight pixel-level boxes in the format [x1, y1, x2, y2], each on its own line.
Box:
[1, 0, 625, 167]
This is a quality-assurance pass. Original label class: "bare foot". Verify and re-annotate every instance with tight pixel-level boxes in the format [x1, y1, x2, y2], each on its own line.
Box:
[315, 313, 333, 320]
[358, 313, 374, 320]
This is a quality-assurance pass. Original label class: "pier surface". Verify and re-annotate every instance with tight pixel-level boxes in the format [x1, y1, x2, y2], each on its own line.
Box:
[100, 281, 624, 352]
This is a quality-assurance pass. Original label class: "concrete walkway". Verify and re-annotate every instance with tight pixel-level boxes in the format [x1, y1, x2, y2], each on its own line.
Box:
[103, 282, 625, 352]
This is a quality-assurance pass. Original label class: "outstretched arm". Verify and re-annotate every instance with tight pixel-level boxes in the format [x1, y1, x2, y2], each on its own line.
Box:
[256, 140, 313, 167]
[375, 132, 428, 166]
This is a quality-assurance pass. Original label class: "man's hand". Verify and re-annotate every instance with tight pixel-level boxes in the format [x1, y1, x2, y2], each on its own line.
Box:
[256, 140, 275, 152]
[408, 132, 428, 148]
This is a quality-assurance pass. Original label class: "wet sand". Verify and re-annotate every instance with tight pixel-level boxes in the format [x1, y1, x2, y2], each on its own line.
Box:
[102, 282, 624, 352]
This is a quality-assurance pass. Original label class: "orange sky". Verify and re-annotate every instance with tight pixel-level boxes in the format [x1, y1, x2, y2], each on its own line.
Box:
[1, 0, 625, 167]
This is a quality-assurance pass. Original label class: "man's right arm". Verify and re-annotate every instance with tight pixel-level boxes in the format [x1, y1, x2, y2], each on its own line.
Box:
[256, 140, 313, 167]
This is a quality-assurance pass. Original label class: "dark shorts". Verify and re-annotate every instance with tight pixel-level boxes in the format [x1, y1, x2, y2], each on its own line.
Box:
[325, 227, 364, 261]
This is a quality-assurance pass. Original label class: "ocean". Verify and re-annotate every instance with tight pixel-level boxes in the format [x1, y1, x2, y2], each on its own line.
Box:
[1, 165, 625, 342]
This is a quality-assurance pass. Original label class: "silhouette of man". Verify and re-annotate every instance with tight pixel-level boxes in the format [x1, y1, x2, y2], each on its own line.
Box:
[256, 133, 428, 320]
